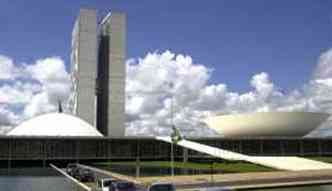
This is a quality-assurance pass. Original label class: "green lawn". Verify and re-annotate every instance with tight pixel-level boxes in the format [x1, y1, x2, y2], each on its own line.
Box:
[94, 160, 275, 173]
[308, 157, 332, 163]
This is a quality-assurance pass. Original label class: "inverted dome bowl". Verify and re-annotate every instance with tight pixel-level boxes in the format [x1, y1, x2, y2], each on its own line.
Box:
[204, 112, 329, 138]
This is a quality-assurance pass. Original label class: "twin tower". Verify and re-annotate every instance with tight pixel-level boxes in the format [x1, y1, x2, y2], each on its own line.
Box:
[69, 9, 126, 137]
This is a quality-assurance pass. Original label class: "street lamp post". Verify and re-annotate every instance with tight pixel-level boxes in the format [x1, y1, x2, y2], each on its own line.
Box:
[128, 81, 177, 176]
[170, 83, 175, 177]
[171, 137, 174, 177]
[169, 82, 183, 177]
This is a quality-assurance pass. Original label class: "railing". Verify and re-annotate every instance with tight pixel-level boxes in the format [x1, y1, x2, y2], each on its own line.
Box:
[50, 163, 91, 191]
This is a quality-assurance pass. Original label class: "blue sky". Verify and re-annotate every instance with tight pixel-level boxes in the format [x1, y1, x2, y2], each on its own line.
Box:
[0, 0, 331, 92]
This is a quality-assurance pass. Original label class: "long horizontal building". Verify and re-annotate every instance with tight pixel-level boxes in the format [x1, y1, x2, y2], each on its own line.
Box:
[1, 136, 332, 167]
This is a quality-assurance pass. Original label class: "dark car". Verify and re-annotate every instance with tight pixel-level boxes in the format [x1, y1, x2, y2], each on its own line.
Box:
[66, 163, 78, 176]
[75, 168, 95, 182]
[71, 167, 81, 180]
[148, 183, 176, 191]
[110, 181, 136, 191]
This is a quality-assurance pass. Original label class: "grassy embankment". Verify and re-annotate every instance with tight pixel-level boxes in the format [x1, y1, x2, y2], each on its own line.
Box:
[94, 161, 275, 173]
[308, 157, 332, 163]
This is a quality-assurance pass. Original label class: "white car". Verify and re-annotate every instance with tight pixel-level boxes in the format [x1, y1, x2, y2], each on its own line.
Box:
[97, 178, 118, 191]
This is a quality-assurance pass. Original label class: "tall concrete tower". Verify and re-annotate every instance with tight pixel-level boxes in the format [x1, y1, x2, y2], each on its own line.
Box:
[69, 9, 97, 126]
[97, 12, 126, 137]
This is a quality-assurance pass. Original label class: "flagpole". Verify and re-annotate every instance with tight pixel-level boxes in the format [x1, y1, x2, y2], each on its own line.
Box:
[171, 84, 174, 177]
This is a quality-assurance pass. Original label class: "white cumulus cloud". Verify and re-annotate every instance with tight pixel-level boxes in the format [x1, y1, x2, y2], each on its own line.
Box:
[1, 48, 332, 137]
[0, 55, 17, 80]
[125, 49, 332, 137]
[0, 56, 70, 132]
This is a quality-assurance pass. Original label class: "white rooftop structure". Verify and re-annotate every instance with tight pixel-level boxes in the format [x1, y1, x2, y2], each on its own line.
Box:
[204, 112, 329, 137]
[7, 113, 103, 137]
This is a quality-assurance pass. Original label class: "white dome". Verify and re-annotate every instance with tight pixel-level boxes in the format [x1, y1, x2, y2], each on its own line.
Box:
[7, 113, 103, 137]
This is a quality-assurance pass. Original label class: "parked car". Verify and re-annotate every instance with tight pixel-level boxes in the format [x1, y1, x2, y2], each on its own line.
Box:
[77, 168, 95, 182]
[66, 163, 78, 176]
[110, 180, 136, 191]
[71, 167, 81, 180]
[97, 178, 119, 191]
[148, 183, 175, 191]
[70, 167, 95, 182]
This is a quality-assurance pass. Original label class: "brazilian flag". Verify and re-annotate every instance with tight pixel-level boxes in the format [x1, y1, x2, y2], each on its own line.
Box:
[171, 126, 182, 144]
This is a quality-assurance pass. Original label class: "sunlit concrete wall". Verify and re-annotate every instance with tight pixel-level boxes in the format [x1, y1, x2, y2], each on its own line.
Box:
[97, 12, 126, 137]
[69, 9, 97, 127]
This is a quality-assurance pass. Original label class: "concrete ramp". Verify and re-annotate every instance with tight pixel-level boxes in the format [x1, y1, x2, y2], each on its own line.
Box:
[156, 136, 332, 171]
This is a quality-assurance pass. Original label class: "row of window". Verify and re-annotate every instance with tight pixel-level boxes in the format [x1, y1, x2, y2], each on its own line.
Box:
[0, 139, 331, 159]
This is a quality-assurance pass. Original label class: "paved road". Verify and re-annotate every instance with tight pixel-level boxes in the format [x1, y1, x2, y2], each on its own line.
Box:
[79, 163, 332, 190]
[77, 164, 147, 191]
